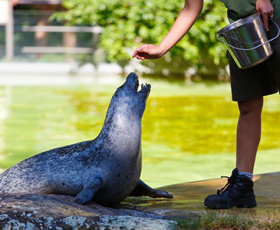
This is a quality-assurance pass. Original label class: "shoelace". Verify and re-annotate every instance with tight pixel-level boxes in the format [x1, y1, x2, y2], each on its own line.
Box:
[217, 175, 236, 195]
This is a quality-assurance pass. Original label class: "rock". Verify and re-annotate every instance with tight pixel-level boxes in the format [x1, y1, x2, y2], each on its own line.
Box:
[1, 172, 280, 229]
[0, 193, 175, 229]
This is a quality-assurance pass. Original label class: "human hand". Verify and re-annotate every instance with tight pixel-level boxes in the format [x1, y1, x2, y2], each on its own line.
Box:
[132, 44, 165, 60]
[256, 0, 274, 31]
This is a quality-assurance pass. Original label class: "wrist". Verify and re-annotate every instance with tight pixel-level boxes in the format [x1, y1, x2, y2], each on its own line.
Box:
[158, 43, 170, 57]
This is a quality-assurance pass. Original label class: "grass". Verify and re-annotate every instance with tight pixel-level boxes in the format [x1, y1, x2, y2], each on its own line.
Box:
[174, 208, 280, 230]
[257, 207, 280, 229]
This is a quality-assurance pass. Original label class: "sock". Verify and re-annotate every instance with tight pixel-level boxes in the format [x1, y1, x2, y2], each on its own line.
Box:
[238, 171, 253, 180]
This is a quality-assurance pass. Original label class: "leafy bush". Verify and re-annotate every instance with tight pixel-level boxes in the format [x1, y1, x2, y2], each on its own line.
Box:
[53, 0, 229, 75]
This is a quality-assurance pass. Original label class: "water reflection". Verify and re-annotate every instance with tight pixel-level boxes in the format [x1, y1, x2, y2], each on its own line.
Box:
[0, 78, 280, 187]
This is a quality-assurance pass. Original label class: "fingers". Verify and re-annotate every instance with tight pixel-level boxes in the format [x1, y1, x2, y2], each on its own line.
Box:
[132, 45, 147, 59]
[132, 50, 148, 60]
[132, 44, 155, 60]
[256, 0, 274, 31]
[132, 44, 162, 60]
[262, 13, 269, 31]
[132, 50, 138, 58]
[262, 12, 274, 31]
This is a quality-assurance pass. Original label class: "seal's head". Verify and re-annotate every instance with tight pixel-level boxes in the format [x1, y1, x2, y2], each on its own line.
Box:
[108, 72, 151, 120]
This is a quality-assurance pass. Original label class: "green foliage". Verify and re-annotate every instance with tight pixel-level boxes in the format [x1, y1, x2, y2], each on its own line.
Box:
[52, 0, 229, 71]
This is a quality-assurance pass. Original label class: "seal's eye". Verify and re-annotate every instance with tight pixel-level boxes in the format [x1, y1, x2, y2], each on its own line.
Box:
[115, 94, 118, 98]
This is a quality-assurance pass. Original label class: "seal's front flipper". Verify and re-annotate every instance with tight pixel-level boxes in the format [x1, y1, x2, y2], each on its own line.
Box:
[129, 180, 173, 199]
[74, 177, 103, 204]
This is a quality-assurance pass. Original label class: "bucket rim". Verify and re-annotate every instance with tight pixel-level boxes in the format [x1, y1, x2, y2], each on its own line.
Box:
[217, 13, 259, 35]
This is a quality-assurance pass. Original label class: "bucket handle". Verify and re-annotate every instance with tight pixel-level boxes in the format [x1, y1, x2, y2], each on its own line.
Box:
[217, 19, 280, 51]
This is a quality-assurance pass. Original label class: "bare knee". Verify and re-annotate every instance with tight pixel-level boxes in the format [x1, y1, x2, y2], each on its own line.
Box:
[238, 97, 263, 117]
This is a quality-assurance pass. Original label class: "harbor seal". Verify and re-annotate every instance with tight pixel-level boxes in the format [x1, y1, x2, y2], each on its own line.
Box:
[0, 72, 172, 206]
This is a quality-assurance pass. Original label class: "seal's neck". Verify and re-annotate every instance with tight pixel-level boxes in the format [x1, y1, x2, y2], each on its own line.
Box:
[100, 107, 142, 143]
[103, 112, 141, 134]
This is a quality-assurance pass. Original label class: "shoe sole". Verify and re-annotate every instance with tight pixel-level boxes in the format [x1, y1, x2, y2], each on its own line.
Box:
[204, 197, 257, 209]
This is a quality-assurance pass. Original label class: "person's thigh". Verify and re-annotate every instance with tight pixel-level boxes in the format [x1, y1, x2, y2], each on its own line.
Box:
[229, 51, 278, 102]
[266, 18, 280, 87]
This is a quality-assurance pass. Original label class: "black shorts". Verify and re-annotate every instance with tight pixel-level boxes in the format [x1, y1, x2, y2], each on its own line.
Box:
[229, 18, 280, 102]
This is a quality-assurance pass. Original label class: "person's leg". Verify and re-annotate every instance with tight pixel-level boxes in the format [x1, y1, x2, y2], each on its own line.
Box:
[236, 97, 263, 174]
[204, 45, 277, 209]
[204, 98, 263, 209]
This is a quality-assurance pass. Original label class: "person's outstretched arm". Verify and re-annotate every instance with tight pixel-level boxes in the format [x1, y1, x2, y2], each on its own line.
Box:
[132, 0, 204, 60]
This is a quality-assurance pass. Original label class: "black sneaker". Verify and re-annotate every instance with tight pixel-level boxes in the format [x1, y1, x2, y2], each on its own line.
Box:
[204, 168, 257, 209]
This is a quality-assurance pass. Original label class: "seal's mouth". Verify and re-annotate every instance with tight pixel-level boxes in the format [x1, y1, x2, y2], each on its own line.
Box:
[139, 83, 151, 94]
[126, 72, 150, 96]
[133, 76, 151, 95]
[135, 80, 151, 96]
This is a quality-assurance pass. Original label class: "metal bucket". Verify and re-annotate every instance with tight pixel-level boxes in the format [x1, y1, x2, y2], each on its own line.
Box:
[217, 14, 280, 69]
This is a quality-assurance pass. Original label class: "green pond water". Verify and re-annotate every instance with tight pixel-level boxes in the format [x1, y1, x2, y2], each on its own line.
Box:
[0, 77, 280, 187]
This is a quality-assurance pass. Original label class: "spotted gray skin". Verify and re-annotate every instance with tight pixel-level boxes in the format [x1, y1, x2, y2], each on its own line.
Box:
[0, 72, 172, 206]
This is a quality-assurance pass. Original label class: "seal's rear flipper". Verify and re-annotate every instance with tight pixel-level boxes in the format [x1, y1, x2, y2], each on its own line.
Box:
[129, 180, 173, 198]
[73, 177, 103, 204]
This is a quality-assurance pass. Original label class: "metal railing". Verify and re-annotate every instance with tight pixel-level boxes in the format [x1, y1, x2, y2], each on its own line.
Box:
[20, 25, 103, 54]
